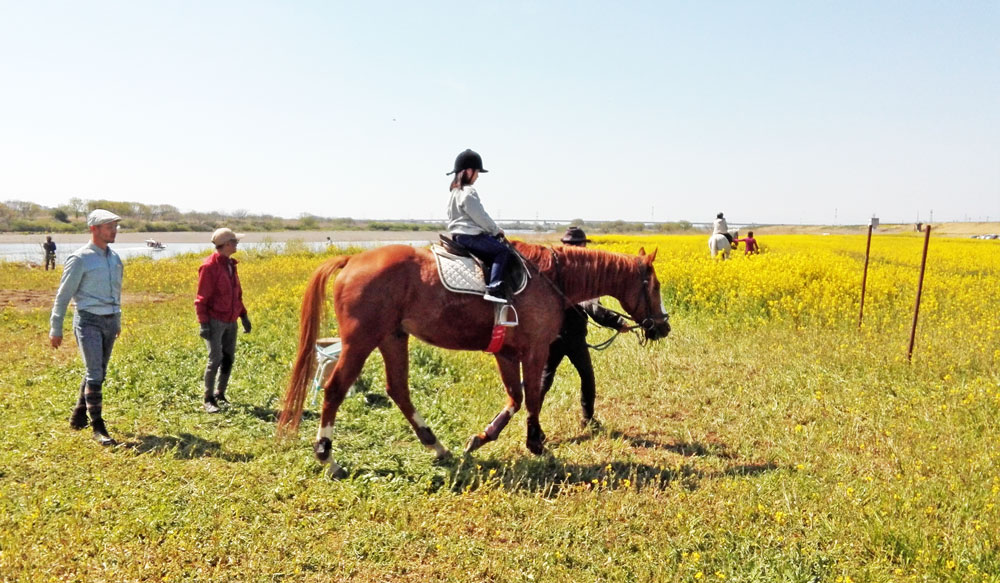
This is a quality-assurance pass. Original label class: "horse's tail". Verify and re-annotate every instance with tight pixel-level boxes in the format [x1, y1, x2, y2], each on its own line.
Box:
[277, 255, 352, 435]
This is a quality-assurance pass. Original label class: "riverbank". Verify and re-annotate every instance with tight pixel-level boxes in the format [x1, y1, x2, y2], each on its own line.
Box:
[0, 230, 446, 245]
[2, 222, 997, 245]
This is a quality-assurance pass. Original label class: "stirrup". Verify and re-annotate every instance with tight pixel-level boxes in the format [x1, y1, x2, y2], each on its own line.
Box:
[495, 304, 518, 327]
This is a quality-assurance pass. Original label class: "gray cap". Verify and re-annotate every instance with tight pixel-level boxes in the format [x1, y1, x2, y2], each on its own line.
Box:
[87, 209, 121, 227]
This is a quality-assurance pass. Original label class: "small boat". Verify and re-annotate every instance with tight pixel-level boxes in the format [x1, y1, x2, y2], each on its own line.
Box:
[145, 239, 166, 250]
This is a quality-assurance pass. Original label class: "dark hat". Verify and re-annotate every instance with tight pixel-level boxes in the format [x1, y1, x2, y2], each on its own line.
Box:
[560, 226, 591, 245]
[446, 149, 488, 175]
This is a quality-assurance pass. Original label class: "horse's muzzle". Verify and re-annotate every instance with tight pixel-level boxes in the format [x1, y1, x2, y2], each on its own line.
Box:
[643, 315, 670, 341]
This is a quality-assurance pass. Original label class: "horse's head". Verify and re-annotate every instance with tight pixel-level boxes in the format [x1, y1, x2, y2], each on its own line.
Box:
[622, 247, 671, 341]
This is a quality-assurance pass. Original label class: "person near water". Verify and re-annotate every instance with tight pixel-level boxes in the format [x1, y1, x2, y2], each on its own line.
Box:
[48, 209, 124, 446]
[195, 227, 251, 413]
[713, 212, 733, 245]
[540, 226, 629, 427]
[42, 235, 57, 270]
[445, 148, 510, 303]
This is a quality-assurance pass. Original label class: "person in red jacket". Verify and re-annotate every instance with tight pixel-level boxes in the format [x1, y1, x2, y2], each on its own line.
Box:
[195, 228, 251, 413]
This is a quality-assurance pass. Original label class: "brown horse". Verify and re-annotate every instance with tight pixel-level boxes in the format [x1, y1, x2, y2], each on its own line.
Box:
[278, 240, 670, 476]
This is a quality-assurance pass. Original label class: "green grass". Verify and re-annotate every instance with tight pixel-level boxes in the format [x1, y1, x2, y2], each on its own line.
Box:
[0, 245, 997, 582]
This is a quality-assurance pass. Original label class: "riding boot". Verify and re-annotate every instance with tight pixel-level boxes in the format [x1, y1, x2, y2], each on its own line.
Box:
[70, 379, 88, 429]
[85, 383, 116, 446]
[90, 418, 117, 446]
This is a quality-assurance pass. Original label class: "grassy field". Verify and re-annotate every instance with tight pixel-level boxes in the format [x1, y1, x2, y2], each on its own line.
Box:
[1, 234, 998, 582]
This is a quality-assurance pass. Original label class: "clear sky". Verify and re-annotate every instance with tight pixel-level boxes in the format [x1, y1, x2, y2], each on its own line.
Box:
[1, 1, 997, 225]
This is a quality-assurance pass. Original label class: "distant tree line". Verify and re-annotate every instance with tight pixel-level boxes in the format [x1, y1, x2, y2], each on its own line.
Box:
[0, 198, 696, 235]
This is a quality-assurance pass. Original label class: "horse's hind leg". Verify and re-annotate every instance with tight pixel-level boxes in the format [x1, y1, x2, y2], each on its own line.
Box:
[379, 332, 451, 460]
[521, 352, 549, 455]
[465, 356, 523, 453]
[315, 345, 371, 477]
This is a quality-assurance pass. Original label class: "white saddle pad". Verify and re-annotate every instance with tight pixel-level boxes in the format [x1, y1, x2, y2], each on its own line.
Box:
[431, 245, 529, 296]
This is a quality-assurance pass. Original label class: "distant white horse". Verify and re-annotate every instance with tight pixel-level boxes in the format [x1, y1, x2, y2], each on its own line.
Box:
[708, 232, 735, 259]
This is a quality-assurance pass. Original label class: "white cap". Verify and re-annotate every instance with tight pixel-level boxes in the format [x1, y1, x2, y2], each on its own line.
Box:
[211, 227, 245, 245]
[87, 209, 121, 227]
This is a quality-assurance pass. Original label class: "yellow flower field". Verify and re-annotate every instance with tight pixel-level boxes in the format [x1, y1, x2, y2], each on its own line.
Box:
[598, 233, 1000, 373]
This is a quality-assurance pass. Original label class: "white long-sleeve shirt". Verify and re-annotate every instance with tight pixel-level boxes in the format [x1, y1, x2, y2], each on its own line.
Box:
[713, 217, 729, 235]
[447, 186, 500, 236]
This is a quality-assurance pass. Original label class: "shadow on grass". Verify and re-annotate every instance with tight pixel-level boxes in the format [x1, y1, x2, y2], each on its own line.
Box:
[240, 404, 318, 424]
[332, 447, 779, 497]
[437, 454, 780, 497]
[125, 433, 254, 462]
[549, 427, 736, 459]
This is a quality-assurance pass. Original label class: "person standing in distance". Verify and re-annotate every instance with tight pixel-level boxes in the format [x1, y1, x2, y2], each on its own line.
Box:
[49, 209, 124, 446]
[42, 235, 57, 270]
[446, 148, 510, 303]
[540, 226, 629, 428]
[195, 228, 251, 413]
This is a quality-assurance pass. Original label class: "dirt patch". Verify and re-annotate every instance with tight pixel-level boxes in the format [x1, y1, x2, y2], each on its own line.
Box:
[0, 289, 174, 311]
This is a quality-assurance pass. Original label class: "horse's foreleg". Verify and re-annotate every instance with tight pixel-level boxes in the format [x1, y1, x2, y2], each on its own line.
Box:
[465, 356, 523, 453]
[379, 332, 451, 460]
[315, 347, 369, 477]
[522, 353, 548, 455]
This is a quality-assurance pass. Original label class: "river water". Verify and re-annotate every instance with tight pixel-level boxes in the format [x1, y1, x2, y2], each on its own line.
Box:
[0, 239, 433, 264]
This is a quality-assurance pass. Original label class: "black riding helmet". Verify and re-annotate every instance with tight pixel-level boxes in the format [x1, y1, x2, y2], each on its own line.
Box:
[446, 149, 489, 175]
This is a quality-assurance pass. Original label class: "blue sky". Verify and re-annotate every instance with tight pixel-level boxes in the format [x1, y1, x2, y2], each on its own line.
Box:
[1, 1, 997, 225]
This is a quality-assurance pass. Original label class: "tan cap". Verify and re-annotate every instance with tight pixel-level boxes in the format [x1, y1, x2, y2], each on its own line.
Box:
[211, 227, 245, 245]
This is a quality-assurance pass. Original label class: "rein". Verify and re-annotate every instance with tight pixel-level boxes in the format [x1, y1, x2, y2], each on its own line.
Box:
[505, 242, 653, 345]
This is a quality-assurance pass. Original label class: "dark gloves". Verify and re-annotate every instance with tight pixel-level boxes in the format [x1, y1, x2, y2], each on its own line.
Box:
[199, 323, 211, 340]
[240, 313, 252, 334]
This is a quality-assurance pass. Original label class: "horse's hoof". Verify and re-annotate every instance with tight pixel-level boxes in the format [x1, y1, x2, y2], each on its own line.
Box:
[325, 462, 347, 480]
[526, 439, 545, 455]
[581, 417, 603, 431]
[435, 448, 453, 462]
[313, 437, 332, 462]
[464, 434, 484, 454]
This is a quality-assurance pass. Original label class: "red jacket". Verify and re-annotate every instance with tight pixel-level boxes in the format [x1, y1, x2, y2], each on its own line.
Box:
[195, 252, 247, 323]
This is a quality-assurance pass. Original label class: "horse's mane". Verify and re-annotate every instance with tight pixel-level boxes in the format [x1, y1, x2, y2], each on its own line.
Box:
[510, 240, 638, 297]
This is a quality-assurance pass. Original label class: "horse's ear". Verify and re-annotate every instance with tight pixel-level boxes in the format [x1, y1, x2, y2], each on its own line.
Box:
[648, 248, 658, 262]
[638, 247, 646, 256]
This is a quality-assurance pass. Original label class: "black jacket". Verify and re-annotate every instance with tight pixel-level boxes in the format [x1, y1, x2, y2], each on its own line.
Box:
[559, 299, 626, 342]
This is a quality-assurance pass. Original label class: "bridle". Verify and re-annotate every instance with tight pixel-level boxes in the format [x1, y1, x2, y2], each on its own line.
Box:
[602, 259, 669, 344]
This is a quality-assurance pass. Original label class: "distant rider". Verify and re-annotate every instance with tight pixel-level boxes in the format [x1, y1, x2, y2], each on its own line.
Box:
[446, 148, 509, 303]
[714, 212, 733, 245]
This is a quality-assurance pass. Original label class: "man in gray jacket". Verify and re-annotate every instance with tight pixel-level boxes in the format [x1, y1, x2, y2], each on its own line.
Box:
[49, 209, 124, 446]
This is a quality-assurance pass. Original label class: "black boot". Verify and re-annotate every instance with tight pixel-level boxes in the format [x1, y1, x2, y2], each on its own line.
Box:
[84, 383, 115, 445]
[69, 408, 88, 430]
[90, 418, 117, 447]
[213, 388, 229, 407]
[70, 379, 88, 429]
